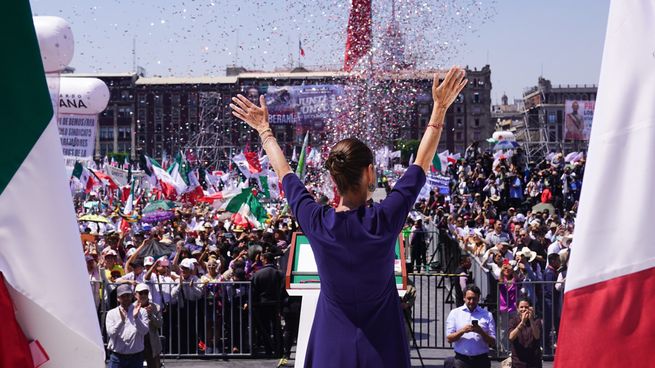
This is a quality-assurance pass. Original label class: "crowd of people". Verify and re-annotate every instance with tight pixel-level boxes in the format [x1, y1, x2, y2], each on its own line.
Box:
[78, 142, 584, 367]
[403, 146, 584, 367]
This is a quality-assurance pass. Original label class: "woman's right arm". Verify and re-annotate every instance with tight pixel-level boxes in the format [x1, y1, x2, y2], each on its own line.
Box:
[413, 67, 468, 173]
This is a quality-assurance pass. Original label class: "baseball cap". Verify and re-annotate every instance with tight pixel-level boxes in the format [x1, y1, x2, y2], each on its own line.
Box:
[180, 258, 195, 270]
[116, 284, 132, 297]
[144, 256, 155, 266]
[135, 283, 149, 293]
[103, 248, 118, 257]
[157, 256, 170, 267]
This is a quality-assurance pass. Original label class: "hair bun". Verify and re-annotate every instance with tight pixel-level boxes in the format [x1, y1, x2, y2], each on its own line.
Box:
[333, 152, 347, 164]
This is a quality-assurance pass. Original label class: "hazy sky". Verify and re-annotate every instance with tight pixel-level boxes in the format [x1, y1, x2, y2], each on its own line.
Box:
[30, 0, 610, 103]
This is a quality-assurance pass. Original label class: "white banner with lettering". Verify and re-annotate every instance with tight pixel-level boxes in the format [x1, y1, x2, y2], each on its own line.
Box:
[57, 114, 97, 167]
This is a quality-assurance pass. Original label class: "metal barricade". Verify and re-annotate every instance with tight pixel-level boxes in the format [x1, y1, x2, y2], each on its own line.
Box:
[94, 281, 253, 358]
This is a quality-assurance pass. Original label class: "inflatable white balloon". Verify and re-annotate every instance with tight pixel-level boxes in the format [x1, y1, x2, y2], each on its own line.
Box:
[33, 16, 74, 73]
[59, 77, 110, 114]
[492, 131, 516, 142]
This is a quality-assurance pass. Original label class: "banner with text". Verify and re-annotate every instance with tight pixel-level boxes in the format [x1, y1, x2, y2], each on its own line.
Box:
[427, 174, 451, 195]
[564, 100, 595, 141]
[58, 114, 97, 167]
[242, 84, 346, 128]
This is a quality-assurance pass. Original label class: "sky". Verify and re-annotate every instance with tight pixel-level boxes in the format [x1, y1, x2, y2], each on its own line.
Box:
[30, 0, 610, 103]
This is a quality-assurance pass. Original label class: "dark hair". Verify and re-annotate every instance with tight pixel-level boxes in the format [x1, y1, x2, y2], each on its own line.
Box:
[324, 138, 374, 194]
[261, 252, 275, 264]
[464, 284, 481, 296]
[517, 297, 532, 307]
[548, 253, 561, 264]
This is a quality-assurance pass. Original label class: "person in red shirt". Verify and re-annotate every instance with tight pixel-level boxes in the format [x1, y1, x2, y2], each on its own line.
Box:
[540, 186, 552, 203]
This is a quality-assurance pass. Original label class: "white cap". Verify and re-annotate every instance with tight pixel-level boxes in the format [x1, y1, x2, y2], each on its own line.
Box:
[144, 256, 155, 266]
[180, 258, 195, 270]
[126, 248, 137, 257]
[135, 283, 149, 293]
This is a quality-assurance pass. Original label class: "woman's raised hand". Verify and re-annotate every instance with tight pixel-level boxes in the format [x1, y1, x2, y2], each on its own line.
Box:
[230, 94, 270, 133]
[432, 66, 468, 110]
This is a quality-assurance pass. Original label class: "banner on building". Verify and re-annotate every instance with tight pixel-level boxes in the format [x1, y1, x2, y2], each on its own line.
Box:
[564, 100, 594, 141]
[242, 84, 345, 128]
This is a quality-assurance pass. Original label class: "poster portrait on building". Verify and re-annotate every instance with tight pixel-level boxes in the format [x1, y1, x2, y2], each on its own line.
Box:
[564, 100, 594, 141]
[241, 84, 345, 128]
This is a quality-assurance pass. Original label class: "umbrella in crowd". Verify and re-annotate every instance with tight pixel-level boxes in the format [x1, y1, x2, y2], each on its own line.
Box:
[78, 214, 109, 223]
[142, 200, 178, 214]
[532, 202, 556, 215]
[493, 140, 520, 151]
[141, 210, 176, 223]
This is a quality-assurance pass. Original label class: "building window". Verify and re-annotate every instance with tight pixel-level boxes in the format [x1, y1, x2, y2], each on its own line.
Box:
[473, 118, 480, 128]
[548, 112, 557, 124]
[118, 126, 131, 140]
[171, 94, 181, 125]
[118, 106, 133, 119]
[473, 131, 481, 141]
[456, 93, 464, 103]
[99, 126, 113, 140]
[188, 93, 198, 123]
[473, 92, 480, 104]
[456, 118, 464, 127]
[456, 106, 462, 113]
[455, 131, 464, 141]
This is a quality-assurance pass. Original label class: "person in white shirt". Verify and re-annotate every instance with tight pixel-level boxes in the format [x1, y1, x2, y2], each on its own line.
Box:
[105, 284, 150, 368]
[446, 284, 496, 368]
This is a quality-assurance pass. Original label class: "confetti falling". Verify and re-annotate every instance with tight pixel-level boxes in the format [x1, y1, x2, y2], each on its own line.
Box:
[31, 0, 495, 154]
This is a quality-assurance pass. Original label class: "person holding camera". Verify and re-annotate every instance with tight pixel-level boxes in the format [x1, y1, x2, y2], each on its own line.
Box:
[508, 298, 542, 368]
[446, 284, 496, 368]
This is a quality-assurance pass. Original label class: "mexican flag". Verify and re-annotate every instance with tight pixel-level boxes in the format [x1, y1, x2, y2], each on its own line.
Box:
[555, 1, 655, 366]
[0, 3, 104, 367]
[144, 155, 186, 198]
[224, 188, 268, 228]
[431, 150, 449, 173]
[167, 151, 190, 188]
[232, 151, 269, 179]
[258, 170, 281, 199]
[72, 161, 95, 193]
[296, 131, 309, 180]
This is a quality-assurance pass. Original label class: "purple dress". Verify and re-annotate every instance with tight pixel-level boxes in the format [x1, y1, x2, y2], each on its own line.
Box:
[282, 165, 426, 367]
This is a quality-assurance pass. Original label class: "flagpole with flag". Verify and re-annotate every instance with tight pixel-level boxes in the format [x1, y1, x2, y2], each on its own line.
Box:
[0, 3, 104, 367]
[555, 1, 655, 366]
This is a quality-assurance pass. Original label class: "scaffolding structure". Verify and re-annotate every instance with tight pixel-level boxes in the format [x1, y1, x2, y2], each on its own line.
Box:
[184, 91, 236, 169]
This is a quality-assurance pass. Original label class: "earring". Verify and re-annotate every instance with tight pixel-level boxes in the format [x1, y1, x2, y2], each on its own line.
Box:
[368, 183, 376, 192]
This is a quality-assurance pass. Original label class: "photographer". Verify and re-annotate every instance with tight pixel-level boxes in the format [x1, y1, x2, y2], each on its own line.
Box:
[446, 284, 496, 368]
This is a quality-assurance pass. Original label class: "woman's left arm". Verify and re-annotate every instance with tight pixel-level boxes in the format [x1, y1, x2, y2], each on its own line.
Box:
[230, 95, 292, 180]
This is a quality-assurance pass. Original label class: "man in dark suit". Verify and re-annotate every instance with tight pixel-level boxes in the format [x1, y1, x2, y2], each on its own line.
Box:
[252, 252, 284, 357]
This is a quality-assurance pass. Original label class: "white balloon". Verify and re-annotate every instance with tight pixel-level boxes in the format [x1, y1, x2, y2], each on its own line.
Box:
[59, 77, 110, 114]
[33, 16, 74, 73]
[492, 131, 516, 142]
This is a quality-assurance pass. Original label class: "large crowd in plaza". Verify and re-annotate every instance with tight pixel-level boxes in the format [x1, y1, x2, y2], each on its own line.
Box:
[78, 137, 582, 367]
